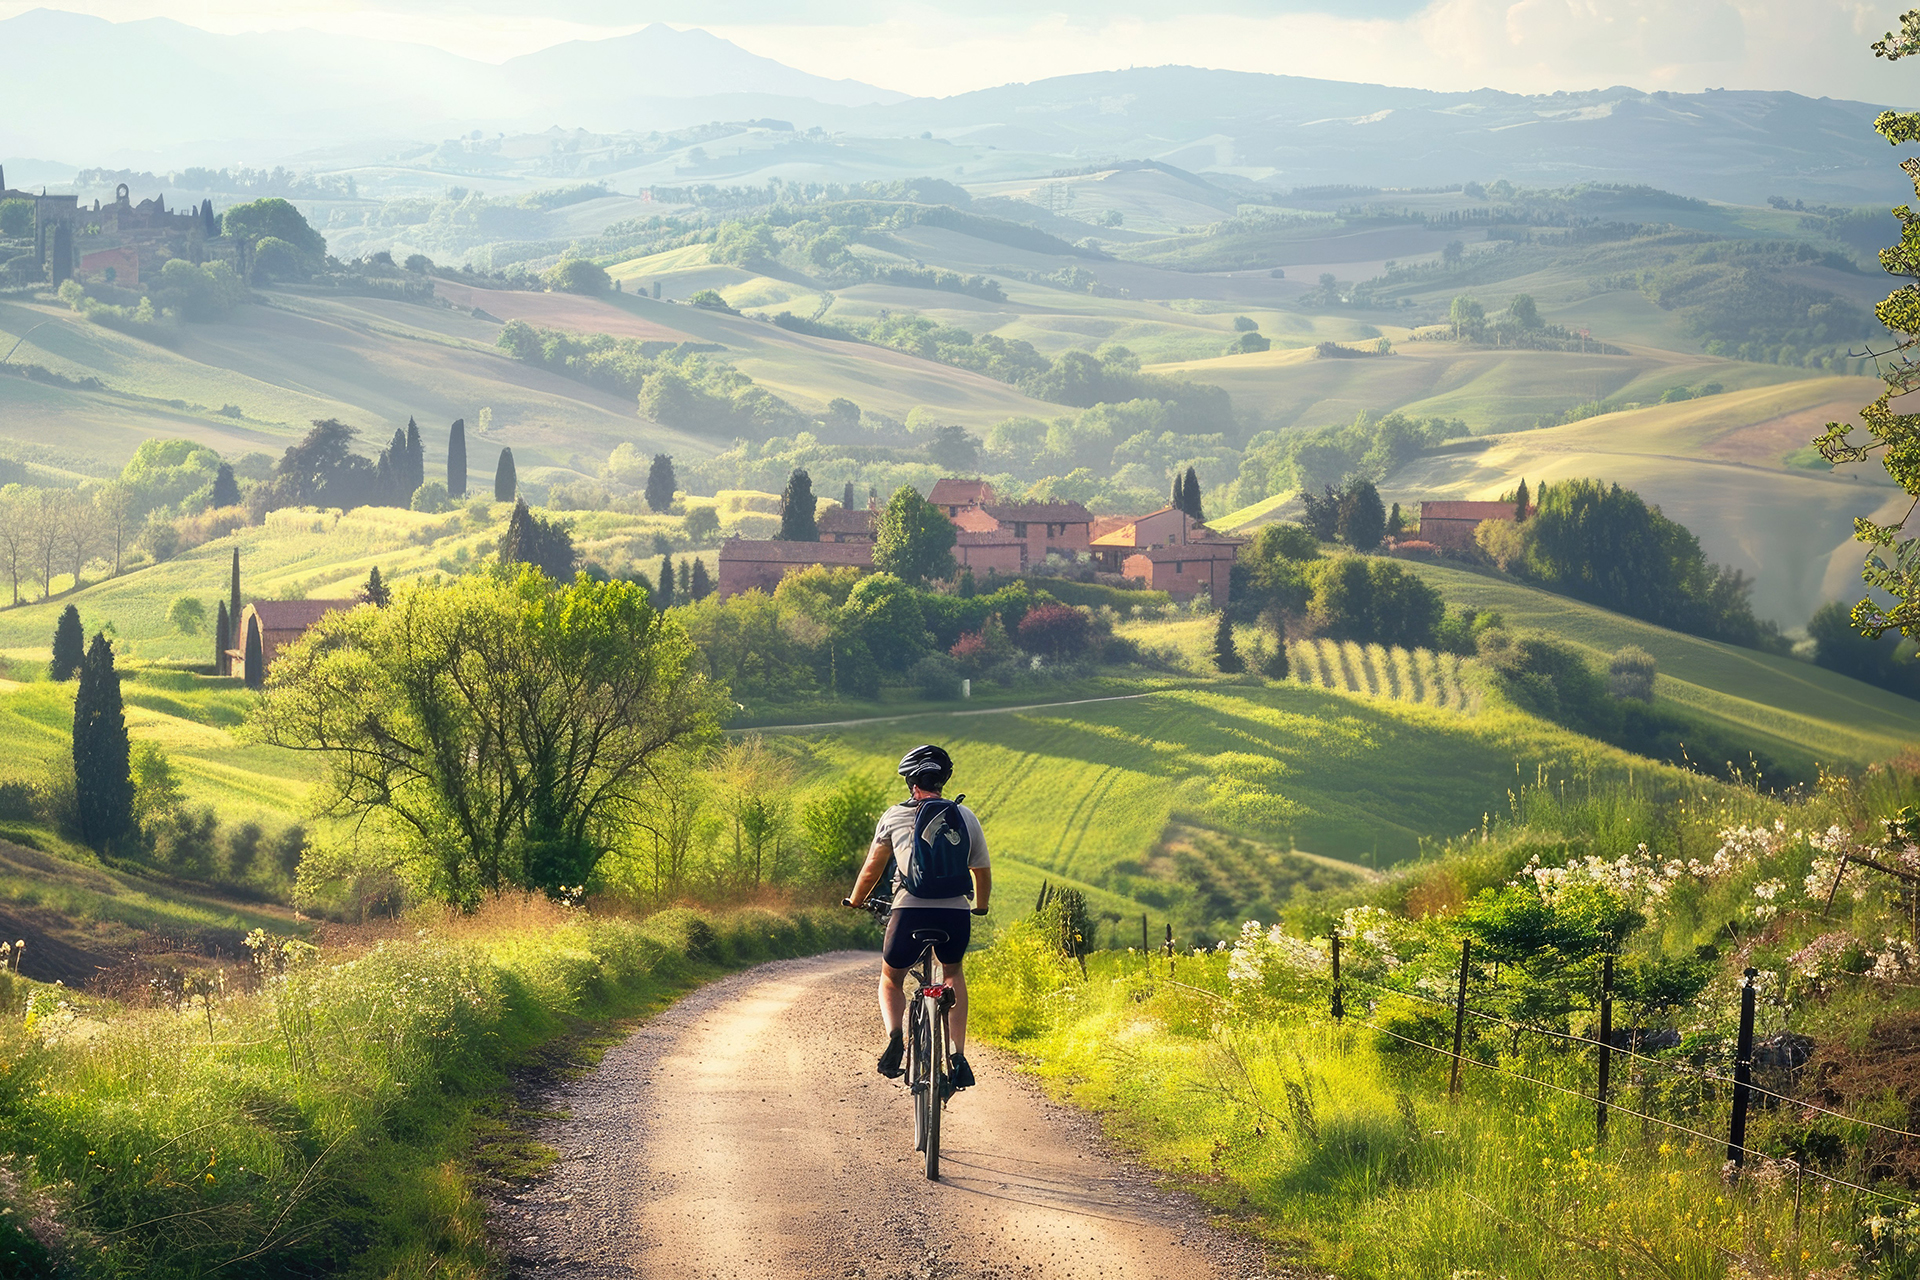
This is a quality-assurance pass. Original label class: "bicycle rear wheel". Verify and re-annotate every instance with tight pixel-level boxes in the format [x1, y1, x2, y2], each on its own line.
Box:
[924, 996, 945, 1180]
[909, 998, 931, 1153]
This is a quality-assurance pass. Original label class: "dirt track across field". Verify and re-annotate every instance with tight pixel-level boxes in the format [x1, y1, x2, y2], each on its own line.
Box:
[488, 951, 1273, 1279]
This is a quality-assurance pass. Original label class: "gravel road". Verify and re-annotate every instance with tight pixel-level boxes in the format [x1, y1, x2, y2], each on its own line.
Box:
[488, 950, 1274, 1279]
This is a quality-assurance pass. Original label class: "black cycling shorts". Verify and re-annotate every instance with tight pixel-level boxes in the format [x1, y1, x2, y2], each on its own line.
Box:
[882, 906, 972, 969]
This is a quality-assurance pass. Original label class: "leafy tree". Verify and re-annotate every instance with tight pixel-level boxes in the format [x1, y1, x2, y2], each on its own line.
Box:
[927, 425, 979, 470]
[498, 499, 576, 581]
[50, 604, 84, 680]
[1514, 477, 1531, 521]
[447, 418, 467, 497]
[1449, 294, 1485, 338]
[779, 468, 819, 541]
[363, 566, 391, 607]
[684, 504, 719, 544]
[0, 199, 30, 237]
[1336, 477, 1386, 550]
[801, 775, 887, 883]
[1299, 484, 1340, 541]
[268, 419, 378, 510]
[1386, 502, 1405, 537]
[494, 447, 517, 501]
[411, 480, 450, 512]
[1816, 24, 1920, 638]
[546, 257, 610, 295]
[645, 453, 676, 513]
[1442, 239, 1464, 264]
[211, 462, 241, 508]
[689, 558, 713, 601]
[223, 198, 326, 275]
[72, 633, 133, 852]
[1306, 556, 1446, 649]
[1233, 315, 1259, 333]
[1509, 294, 1541, 328]
[1808, 600, 1920, 696]
[250, 570, 723, 904]
[656, 553, 675, 607]
[873, 485, 956, 586]
[120, 437, 222, 517]
[167, 596, 206, 634]
[1212, 611, 1243, 673]
[826, 398, 861, 431]
[843, 573, 933, 671]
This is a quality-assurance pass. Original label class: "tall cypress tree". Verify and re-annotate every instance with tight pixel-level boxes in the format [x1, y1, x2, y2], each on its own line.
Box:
[1170, 472, 1183, 513]
[689, 558, 712, 601]
[644, 454, 675, 513]
[495, 448, 517, 502]
[1514, 477, 1531, 522]
[779, 468, 818, 541]
[405, 418, 425, 498]
[213, 599, 231, 677]
[72, 633, 133, 852]
[243, 617, 265, 689]
[1211, 611, 1243, 673]
[447, 419, 468, 497]
[211, 462, 241, 508]
[50, 604, 84, 681]
[677, 559, 692, 599]
[1183, 466, 1204, 522]
[656, 553, 675, 607]
[842, 481, 856, 510]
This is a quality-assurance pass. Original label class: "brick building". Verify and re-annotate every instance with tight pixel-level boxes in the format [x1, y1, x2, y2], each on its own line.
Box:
[1092, 507, 1243, 603]
[228, 599, 356, 688]
[716, 538, 874, 599]
[1417, 500, 1530, 554]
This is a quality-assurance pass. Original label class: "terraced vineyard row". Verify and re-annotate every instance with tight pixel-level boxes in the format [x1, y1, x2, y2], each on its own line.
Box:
[1286, 638, 1479, 713]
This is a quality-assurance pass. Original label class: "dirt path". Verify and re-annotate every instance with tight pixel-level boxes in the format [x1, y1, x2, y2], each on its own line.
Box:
[489, 951, 1273, 1279]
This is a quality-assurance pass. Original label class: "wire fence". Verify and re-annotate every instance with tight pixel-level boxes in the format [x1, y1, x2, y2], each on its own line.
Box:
[1134, 922, 1920, 1211]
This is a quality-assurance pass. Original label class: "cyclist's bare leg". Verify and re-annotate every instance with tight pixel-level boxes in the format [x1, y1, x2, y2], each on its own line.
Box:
[942, 958, 968, 1056]
[879, 963, 907, 1033]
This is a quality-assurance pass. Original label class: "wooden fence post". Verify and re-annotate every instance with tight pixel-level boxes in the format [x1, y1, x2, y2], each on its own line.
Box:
[1330, 930, 1344, 1023]
[1597, 952, 1613, 1146]
[1727, 966, 1757, 1172]
[1448, 938, 1471, 1099]
[1165, 922, 1174, 977]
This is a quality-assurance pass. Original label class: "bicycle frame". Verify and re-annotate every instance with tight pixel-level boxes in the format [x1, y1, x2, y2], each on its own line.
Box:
[854, 895, 954, 1180]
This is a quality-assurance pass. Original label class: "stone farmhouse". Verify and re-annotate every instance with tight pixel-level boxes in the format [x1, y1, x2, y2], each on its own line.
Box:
[717, 481, 1236, 604]
[0, 166, 232, 288]
[229, 599, 356, 688]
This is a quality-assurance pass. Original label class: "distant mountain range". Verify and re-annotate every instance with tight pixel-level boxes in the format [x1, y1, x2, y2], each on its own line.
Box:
[0, 8, 1907, 207]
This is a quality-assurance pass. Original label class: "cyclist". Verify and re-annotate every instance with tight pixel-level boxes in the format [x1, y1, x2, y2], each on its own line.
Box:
[844, 744, 991, 1090]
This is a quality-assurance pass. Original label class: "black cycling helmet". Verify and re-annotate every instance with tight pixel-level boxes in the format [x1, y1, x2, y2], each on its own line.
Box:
[896, 744, 953, 790]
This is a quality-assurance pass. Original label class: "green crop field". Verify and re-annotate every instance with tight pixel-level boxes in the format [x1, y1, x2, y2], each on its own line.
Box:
[1402, 559, 1920, 767]
[1287, 637, 1479, 712]
[768, 680, 1688, 917]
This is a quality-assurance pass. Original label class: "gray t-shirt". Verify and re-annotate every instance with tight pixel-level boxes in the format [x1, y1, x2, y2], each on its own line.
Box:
[874, 799, 990, 909]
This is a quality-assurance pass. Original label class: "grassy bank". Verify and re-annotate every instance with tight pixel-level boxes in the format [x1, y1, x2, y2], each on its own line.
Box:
[0, 898, 871, 1278]
[969, 766, 1920, 1280]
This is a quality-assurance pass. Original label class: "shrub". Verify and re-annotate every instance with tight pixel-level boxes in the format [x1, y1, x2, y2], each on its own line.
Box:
[684, 505, 720, 543]
[546, 257, 610, 295]
[1016, 603, 1091, 660]
[410, 480, 450, 513]
[910, 651, 963, 700]
[1609, 645, 1657, 702]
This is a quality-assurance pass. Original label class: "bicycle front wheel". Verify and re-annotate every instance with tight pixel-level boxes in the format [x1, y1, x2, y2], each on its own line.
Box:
[924, 996, 945, 1180]
[909, 998, 931, 1153]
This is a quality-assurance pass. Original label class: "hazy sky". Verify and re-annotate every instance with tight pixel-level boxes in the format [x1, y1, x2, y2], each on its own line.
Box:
[4, 0, 1915, 102]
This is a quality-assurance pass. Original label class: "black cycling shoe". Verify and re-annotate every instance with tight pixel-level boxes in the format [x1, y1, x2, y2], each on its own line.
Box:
[876, 1029, 904, 1078]
[948, 1053, 976, 1090]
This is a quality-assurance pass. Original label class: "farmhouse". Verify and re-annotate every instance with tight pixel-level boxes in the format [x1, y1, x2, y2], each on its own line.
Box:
[1418, 500, 1530, 554]
[1091, 507, 1242, 603]
[817, 504, 876, 542]
[715, 538, 873, 599]
[229, 599, 356, 688]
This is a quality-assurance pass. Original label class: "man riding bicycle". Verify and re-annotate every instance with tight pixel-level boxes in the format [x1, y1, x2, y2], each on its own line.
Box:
[845, 744, 991, 1090]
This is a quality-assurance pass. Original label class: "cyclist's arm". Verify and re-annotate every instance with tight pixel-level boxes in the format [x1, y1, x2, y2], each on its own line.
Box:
[971, 866, 991, 914]
[846, 836, 893, 907]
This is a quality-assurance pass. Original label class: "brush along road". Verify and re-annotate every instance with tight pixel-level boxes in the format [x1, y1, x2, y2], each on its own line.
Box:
[489, 950, 1273, 1279]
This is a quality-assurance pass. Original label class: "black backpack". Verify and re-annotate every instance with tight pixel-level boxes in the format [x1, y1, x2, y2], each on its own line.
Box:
[902, 796, 972, 899]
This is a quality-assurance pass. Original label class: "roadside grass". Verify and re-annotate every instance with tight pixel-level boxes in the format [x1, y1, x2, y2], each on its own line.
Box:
[970, 944, 1856, 1280]
[0, 898, 872, 1278]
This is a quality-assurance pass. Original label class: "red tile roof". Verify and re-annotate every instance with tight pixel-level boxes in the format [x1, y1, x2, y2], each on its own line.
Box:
[718, 538, 874, 565]
[817, 507, 875, 535]
[1420, 501, 1523, 521]
[930, 478, 997, 508]
[246, 599, 356, 632]
[979, 500, 1093, 524]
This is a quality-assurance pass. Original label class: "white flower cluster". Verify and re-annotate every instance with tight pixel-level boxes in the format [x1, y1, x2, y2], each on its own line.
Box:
[1517, 845, 1680, 910]
[1868, 935, 1916, 982]
[1339, 905, 1407, 973]
[1750, 878, 1787, 923]
[1804, 826, 1871, 903]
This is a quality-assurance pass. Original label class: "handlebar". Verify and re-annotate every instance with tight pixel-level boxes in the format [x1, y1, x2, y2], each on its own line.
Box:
[843, 897, 989, 918]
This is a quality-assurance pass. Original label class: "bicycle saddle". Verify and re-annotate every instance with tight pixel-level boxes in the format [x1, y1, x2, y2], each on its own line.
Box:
[911, 929, 950, 944]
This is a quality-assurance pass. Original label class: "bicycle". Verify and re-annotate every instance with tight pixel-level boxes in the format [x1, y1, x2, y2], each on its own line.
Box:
[848, 894, 956, 1180]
